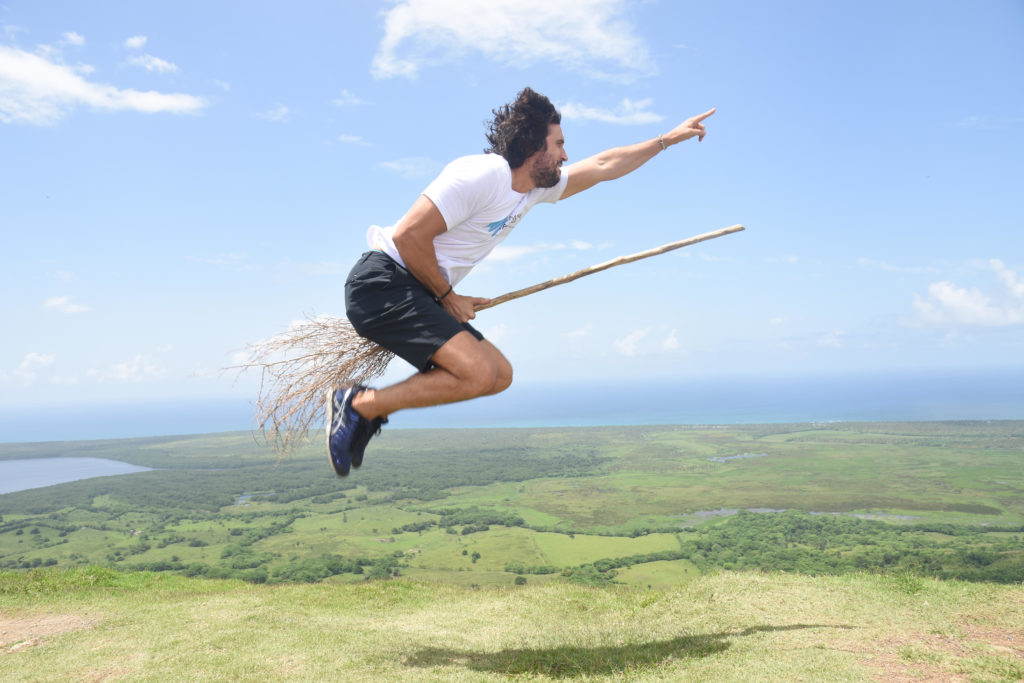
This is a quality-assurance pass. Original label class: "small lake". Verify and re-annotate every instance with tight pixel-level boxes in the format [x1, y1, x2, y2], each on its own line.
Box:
[708, 452, 771, 464]
[0, 458, 153, 495]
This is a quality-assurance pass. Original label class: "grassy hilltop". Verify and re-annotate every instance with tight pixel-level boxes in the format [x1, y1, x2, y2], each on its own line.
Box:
[1, 566, 1022, 681]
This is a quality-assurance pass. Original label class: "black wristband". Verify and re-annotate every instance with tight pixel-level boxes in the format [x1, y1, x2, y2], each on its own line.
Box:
[437, 285, 453, 301]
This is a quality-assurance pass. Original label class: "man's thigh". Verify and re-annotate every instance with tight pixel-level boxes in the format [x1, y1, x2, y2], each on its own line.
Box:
[430, 331, 510, 380]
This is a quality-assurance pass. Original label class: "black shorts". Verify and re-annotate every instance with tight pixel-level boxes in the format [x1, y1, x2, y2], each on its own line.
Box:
[344, 251, 484, 372]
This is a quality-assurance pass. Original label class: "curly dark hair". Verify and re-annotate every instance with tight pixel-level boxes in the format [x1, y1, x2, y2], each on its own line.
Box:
[484, 87, 561, 169]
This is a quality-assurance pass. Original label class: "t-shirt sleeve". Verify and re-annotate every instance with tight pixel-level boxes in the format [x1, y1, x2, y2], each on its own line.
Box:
[422, 157, 502, 230]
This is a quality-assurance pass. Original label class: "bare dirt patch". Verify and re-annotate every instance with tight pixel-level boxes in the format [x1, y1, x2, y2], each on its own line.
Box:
[863, 627, 1024, 682]
[963, 624, 1024, 658]
[1, 612, 98, 653]
[862, 635, 966, 683]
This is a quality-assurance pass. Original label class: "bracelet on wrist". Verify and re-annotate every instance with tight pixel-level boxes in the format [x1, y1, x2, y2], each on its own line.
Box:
[658, 134, 667, 151]
[437, 285, 453, 301]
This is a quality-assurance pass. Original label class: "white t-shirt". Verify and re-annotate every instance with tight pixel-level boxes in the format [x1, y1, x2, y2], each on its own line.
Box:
[367, 153, 568, 286]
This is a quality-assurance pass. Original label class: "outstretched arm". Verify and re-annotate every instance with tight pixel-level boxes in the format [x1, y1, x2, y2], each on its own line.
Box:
[561, 108, 715, 200]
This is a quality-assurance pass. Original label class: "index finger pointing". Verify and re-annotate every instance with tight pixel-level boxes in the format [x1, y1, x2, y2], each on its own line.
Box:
[694, 108, 716, 121]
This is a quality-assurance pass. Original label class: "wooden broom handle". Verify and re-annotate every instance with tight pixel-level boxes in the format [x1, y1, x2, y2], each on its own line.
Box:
[475, 224, 745, 311]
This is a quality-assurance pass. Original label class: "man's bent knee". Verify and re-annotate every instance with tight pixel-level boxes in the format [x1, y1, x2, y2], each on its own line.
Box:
[431, 332, 513, 398]
[462, 363, 500, 398]
[478, 340, 512, 396]
[489, 362, 513, 395]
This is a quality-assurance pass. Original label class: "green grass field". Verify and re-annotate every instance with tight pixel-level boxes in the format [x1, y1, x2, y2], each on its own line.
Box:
[1, 567, 1021, 681]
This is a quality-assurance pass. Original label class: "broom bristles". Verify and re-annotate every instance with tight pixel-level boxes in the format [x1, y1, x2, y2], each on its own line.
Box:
[231, 315, 393, 454]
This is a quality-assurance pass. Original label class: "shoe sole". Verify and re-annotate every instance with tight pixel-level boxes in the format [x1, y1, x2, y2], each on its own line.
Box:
[326, 389, 342, 476]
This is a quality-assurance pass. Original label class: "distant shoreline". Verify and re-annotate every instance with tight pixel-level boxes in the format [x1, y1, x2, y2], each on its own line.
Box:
[1, 370, 1022, 443]
[2, 419, 1023, 451]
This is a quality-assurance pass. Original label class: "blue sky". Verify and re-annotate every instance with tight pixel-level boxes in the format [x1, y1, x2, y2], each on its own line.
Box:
[2, 0, 1022, 415]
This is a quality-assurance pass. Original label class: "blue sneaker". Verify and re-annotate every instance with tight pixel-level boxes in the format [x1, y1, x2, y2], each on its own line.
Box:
[326, 386, 387, 477]
[351, 412, 387, 470]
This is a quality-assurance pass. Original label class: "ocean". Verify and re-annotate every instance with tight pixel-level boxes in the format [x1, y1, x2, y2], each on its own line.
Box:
[1, 370, 1021, 443]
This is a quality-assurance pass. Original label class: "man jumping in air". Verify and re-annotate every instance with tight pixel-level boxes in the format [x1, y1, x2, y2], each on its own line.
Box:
[328, 87, 714, 476]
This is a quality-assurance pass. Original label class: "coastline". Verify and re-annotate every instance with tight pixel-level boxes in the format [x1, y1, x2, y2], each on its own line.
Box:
[1, 370, 1022, 443]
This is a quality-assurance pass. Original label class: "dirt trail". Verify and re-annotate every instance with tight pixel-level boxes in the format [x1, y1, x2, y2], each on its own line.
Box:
[1, 613, 98, 653]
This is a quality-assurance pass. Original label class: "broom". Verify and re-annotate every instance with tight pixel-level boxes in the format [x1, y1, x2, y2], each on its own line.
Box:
[233, 224, 744, 453]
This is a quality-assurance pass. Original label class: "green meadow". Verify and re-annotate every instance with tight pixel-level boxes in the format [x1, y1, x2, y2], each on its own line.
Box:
[1, 422, 1022, 588]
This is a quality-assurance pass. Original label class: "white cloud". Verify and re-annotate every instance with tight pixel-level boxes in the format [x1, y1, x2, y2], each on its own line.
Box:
[13, 352, 55, 384]
[333, 88, 367, 106]
[958, 115, 985, 128]
[372, 0, 653, 80]
[230, 350, 254, 366]
[485, 322, 510, 344]
[561, 98, 663, 125]
[913, 283, 1021, 326]
[43, 295, 90, 313]
[338, 133, 368, 145]
[378, 156, 440, 179]
[857, 258, 938, 274]
[912, 259, 1024, 327]
[105, 354, 165, 382]
[62, 32, 85, 47]
[488, 244, 542, 262]
[765, 255, 800, 265]
[4, 25, 27, 42]
[615, 328, 649, 356]
[0, 44, 207, 125]
[213, 79, 230, 91]
[661, 329, 679, 351]
[258, 104, 290, 123]
[818, 330, 845, 348]
[14, 348, 171, 385]
[992, 258, 1024, 299]
[562, 324, 593, 339]
[34, 43, 59, 60]
[124, 35, 148, 49]
[128, 54, 179, 73]
[955, 115, 1024, 130]
[256, 104, 288, 122]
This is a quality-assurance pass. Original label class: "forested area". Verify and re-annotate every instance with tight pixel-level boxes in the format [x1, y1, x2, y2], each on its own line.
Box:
[554, 511, 1024, 585]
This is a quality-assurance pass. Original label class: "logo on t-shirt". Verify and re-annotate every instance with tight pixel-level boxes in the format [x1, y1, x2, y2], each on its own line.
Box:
[486, 212, 523, 237]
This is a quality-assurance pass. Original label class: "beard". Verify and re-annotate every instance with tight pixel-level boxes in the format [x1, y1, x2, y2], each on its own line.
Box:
[530, 157, 561, 188]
